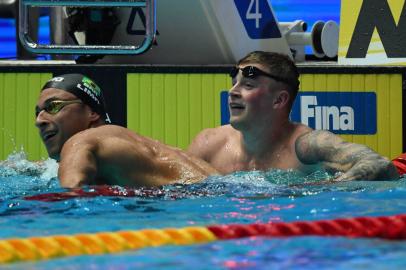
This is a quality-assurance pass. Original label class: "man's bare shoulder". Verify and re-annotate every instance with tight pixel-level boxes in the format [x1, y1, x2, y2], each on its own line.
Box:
[296, 129, 341, 147]
[64, 125, 138, 149]
[199, 125, 234, 138]
[78, 125, 134, 137]
[188, 125, 235, 159]
[61, 125, 147, 164]
[192, 125, 235, 145]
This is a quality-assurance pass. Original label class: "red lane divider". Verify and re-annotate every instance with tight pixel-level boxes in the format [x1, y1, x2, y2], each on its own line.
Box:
[393, 153, 406, 176]
[208, 214, 406, 240]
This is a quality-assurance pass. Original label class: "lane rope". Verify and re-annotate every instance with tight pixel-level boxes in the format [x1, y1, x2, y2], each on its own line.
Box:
[1, 214, 405, 264]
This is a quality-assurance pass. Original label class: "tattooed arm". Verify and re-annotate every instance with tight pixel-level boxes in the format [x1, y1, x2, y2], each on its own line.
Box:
[295, 130, 399, 181]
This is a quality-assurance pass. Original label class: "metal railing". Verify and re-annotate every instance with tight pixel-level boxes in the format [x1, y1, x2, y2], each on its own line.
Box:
[18, 0, 156, 55]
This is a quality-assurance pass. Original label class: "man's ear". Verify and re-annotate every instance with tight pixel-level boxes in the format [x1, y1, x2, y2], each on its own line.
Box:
[88, 110, 102, 127]
[273, 90, 290, 109]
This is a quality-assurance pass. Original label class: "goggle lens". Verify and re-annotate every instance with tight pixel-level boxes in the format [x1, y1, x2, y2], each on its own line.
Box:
[36, 100, 82, 117]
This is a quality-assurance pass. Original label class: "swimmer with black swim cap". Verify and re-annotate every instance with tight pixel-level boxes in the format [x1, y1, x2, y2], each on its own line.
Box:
[35, 73, 218, 188]
[41, 74, 111, 124]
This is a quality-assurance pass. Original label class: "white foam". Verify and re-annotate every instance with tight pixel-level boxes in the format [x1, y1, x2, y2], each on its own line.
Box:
[0, 151, 58, 180]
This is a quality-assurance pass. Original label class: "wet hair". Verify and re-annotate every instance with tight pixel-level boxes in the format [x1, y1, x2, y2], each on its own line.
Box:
[238, 51, 300, 103]
[41, 73, 111, 123]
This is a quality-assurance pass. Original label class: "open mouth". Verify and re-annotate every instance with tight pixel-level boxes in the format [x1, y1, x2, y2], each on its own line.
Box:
[229, 102, 245, 110]
[42, 131, 57, 142]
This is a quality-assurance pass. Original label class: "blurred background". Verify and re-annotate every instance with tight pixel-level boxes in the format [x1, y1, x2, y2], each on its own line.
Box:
[0, 0, 340, 59]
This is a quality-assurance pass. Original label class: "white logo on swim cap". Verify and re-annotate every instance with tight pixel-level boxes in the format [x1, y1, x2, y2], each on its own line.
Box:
[76, 83, 101, 104]
[105, 113, 112, 124]
[49, 77, 64, 82]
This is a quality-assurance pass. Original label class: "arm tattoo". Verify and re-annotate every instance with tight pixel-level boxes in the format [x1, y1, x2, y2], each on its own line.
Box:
[296, 130, 399, 180]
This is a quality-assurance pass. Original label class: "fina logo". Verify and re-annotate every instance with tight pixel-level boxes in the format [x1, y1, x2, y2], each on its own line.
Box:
[220, 91, 377, 135]
[300, 96, 354, 131]
[290, 92, 377, 135]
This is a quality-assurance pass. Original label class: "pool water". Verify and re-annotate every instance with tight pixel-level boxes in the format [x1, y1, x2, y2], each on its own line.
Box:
[1, 151, 406, 269]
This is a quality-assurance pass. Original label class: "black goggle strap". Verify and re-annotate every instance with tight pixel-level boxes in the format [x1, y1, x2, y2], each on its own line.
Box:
[229, 66, 289, 85]
[230, 66, 239, 79]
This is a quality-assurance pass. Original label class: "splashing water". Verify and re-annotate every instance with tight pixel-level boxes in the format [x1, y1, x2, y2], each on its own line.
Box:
[0, 151, 59, 198]
[0, 151, 57, 179]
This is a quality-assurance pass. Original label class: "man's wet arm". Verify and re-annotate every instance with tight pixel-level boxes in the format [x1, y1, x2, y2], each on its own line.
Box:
[296, 130, 398, 180]
[295, 130, 350, 165]
[296, 130, 378, 169]
[59, 142, 98, 188]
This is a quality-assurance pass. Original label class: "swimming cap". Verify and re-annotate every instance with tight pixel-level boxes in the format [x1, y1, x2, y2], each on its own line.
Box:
[41, 74, 111, 123]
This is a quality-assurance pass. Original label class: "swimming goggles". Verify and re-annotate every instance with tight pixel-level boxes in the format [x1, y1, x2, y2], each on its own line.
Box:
[230, 66, 289, 84]
[35, 99, 83, 117]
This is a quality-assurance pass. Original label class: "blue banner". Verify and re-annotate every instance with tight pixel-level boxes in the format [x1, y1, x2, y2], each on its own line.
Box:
[221, 91, 377, 135]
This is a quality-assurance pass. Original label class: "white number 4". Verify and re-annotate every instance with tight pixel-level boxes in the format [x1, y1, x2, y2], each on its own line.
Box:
[246, 0, 262, 29]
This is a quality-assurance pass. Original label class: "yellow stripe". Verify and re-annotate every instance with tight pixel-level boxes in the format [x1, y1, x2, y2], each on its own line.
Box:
[96, 232, 129, 252]
[7, 238, 41, 261]
[117, 231, 151, 249]
[75, 234, 108, 254]
[52, 235, 86, 256]
[127, 73, 228, 150]
[0, 241, 19, 263]
[0, 226, 216, 264]
[138, 229, 174, 246]
[30, 237, 64, 259]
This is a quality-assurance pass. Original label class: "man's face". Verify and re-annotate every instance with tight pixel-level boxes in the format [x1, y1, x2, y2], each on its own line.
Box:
[228, 63, 280, 130]
[35, 88, 91, 161]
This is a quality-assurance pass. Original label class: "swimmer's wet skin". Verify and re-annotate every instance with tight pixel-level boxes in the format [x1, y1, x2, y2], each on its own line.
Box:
[36, 74, 219, 188]
[188, 51, 399, 181]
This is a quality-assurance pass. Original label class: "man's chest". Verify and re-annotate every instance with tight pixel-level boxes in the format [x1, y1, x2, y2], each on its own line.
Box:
[210, 146, 303, 174]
